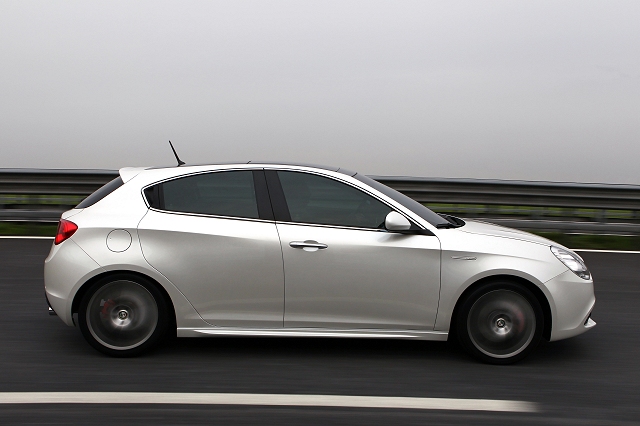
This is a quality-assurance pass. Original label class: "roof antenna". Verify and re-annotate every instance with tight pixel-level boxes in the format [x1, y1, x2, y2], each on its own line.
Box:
[169, 140, 185, 166]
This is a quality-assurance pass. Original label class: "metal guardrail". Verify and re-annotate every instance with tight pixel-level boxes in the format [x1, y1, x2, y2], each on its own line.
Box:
[0, 169, 118, 223]
[372, 176, 640, 235]
[2, 169, 640, 235]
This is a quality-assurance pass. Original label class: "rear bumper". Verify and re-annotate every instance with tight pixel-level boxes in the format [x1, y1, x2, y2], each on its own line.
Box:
[44, 239, 104, 326]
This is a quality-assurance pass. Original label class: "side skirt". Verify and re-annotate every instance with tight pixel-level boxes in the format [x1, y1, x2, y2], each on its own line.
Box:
[177, 327, 448, 341]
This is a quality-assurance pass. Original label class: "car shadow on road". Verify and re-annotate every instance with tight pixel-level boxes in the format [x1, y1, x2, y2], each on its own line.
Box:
[152, 331, 596, 368]
[159, 335, 462, 360]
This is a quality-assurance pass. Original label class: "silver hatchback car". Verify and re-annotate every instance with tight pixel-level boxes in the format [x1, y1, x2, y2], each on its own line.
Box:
[44, 163, 595, 364]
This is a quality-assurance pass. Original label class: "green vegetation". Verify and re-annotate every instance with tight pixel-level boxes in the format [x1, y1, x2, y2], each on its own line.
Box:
[423, 202, 640, 250]
[425, 203, 638, 221]
[1, 197, 640, 250]
[0, 222, 638, 250]
[0, 222, 57, 237]
[0, 194, 83, 206]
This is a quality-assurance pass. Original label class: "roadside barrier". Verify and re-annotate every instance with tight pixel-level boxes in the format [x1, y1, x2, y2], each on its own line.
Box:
[2, 169, 640, 235]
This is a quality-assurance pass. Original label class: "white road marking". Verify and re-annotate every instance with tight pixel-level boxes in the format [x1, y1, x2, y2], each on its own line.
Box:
[0, 392, 537, 412]
[573, 249, 640, 254]
[0, 236, 53, 239]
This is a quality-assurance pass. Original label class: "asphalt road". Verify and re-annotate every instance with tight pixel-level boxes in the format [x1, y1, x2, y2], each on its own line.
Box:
[0, 239, 639, 425]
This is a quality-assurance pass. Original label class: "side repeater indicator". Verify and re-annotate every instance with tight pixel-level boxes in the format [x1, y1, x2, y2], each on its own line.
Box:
[451, 256, 477, 261]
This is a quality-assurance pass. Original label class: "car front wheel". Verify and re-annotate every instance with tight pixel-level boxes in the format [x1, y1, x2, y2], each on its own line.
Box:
[457, 281, 544, 364]
[78, 274, 169, 357]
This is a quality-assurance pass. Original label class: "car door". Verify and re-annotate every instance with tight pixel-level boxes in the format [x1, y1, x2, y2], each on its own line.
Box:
[266, 170, 441, 330]
[138, 169, 284, 328]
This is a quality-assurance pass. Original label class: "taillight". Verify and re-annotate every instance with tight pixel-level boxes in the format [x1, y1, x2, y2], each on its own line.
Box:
[54, 219, 78, 245]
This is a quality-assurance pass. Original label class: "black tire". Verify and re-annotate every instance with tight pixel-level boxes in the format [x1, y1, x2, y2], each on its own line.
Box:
[456, 281, 544, 365]
[78, 274, 169, 357]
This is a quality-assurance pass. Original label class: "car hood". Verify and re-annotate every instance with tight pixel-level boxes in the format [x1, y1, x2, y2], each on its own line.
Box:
[457, 219, 563, 247]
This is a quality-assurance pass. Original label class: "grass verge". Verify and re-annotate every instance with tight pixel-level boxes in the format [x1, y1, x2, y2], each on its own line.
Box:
[0, 222, 57, 237]
[1, 222, 640, 251]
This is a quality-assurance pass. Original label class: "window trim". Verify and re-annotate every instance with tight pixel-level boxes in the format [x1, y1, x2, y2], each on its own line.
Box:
[140, 168, 274, 222]
[144, 207, 276, 224]
[253, 170, 275, 221]
[264, 168, 431, 234]
[264, 170, 291, 222]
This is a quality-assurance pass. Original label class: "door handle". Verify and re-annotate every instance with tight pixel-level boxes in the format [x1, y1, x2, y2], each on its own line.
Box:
[289, 240, 328, 250]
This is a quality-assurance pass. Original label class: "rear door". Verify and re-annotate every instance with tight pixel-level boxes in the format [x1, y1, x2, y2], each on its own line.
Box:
[138, 169, 284, 328]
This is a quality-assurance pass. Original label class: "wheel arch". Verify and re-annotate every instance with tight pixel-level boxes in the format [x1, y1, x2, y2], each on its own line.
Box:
[449, 274, 553, 342]
[71, 270, 177, 334]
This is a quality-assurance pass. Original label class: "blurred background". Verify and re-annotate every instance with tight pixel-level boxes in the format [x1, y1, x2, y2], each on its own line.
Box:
[1, 0, 640, 247]
[1, 4, 639, 424]
[1, 1, 639, 181]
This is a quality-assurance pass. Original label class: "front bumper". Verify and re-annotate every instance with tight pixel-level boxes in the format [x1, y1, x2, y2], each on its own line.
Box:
[45, 291, 57, 316]
[545, 270, 596, 341]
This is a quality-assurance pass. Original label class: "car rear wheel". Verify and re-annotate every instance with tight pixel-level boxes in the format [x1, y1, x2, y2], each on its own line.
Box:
[456, 281, 543, 364]
[78, 274, 169, 357]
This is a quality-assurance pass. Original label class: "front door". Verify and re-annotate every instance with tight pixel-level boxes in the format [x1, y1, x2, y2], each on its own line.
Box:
[268, 170, 441, 330]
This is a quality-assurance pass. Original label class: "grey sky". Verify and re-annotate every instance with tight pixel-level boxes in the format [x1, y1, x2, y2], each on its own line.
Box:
[1, 1, 639, 183]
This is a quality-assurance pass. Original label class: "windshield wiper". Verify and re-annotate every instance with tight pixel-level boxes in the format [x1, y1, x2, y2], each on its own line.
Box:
[436, 222, 456, 229]
[436, 214, 465, 229]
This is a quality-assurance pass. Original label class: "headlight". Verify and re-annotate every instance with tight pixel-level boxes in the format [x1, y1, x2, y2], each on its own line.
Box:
[551, 246, 591, 280]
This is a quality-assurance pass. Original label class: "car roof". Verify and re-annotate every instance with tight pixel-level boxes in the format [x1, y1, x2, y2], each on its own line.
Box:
[248, 161, 357, 176]
[148, 161, 357, 176]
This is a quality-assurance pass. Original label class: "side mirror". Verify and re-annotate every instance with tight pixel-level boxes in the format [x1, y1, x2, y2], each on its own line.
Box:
[385, 211, 411, 232]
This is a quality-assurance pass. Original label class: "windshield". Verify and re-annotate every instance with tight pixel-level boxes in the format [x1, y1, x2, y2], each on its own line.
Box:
[354, 174, 451, 228]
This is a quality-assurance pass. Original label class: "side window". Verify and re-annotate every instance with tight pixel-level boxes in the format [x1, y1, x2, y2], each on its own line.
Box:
[277, 171, 392, 229]
[147, 171, 259, 219]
